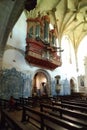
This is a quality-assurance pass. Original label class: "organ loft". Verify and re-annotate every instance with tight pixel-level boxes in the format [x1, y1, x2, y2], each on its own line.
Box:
[25, 14, 62, 70]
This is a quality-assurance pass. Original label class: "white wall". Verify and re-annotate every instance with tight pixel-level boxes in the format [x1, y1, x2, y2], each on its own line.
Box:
[2, 11, 72, 96]
[2, 11, 32, 72]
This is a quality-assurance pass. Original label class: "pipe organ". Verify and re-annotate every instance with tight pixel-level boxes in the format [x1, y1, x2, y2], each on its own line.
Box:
[25, 15, 62, 70]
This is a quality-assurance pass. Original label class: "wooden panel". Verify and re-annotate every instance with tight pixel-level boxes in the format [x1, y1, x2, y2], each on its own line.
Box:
[25, 16, 62, 70]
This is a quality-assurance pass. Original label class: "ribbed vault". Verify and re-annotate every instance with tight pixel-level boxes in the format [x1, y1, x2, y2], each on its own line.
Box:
[25, 0, 87, 53]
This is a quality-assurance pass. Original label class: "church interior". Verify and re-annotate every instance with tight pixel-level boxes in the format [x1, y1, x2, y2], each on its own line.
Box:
[0, 0, 87, 129]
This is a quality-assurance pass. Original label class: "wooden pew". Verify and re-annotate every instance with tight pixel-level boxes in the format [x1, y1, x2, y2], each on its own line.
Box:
[15, 97, 30, 106]
[21, 106, 85, 130]
[0, 98, 9, 109]
[14, 97, 37, 109]
[0, 97, 28, 111]
[40, 103, 87, 128]
[53, 93, 83, 102]
[0, 109, 30, 130]
[61, 100, 87, 108]
[64, 99, 87, 104]
[0, 98, 23, 110]
[52, 101, 87, 113]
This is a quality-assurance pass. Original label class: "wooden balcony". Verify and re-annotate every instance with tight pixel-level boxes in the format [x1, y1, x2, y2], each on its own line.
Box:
[25, 38, 62, 70]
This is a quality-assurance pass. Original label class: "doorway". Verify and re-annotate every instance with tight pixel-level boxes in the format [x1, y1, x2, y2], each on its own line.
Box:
[70, 78, 76, 93]
[32, 69, 51, 97]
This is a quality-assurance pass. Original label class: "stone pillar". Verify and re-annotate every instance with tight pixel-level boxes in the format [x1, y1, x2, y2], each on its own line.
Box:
[0, 47, 4, 70]
[0, 47, 4, 89]
[0, 0, 27, 48]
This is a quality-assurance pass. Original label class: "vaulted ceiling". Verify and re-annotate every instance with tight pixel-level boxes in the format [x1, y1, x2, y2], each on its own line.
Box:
[0, 0, 87, 54]
[25, 0, 87, 52]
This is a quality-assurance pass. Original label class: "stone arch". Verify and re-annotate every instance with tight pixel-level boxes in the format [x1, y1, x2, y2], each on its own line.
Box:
[70, 77, 77, 93]
[32, 69, 51, 97]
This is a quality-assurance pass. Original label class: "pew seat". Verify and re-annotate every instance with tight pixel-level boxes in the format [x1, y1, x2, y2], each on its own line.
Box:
[52, 101, 87, 113]
[0, 109, 38, 130]
[21, 106, 86, 130]
[40, 103, 87, 128]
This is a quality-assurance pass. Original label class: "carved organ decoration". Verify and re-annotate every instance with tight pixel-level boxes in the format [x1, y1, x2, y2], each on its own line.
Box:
[25, 14, 62, 70]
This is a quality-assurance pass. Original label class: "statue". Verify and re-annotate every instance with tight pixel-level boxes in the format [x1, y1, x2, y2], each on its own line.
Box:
[55, 75, 61, 96]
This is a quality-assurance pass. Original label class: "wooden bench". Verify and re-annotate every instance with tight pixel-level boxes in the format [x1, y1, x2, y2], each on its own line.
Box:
[70, 99, 87, 103]
[14, 97, 35, 109]
[52, 94, 83, 102]
[17, 97, 39, 107]
[40, 103, 87, 128]
[21, 106, 85, 130]
[0, 98, 23, 110]
[14, 98, 29, 106]
[0, 109, 31, 130]
[52, 101, 87, 113]
[0, 98, 9, 109]
[61, 100, 87, 108]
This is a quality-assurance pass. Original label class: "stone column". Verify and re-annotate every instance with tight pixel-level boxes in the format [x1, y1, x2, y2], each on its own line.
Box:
[0, 47, 4, 70]
[0, 47, 4, 90]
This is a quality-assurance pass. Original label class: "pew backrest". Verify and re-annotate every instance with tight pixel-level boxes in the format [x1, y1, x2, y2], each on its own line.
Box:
[40, 103, 87, 120]
[40, 103, 87, 128]
[62, 100, 87, 108]
[1, 110, 29, 130]
[52, 101, 87, 113]
[22, 106, 85, 130]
